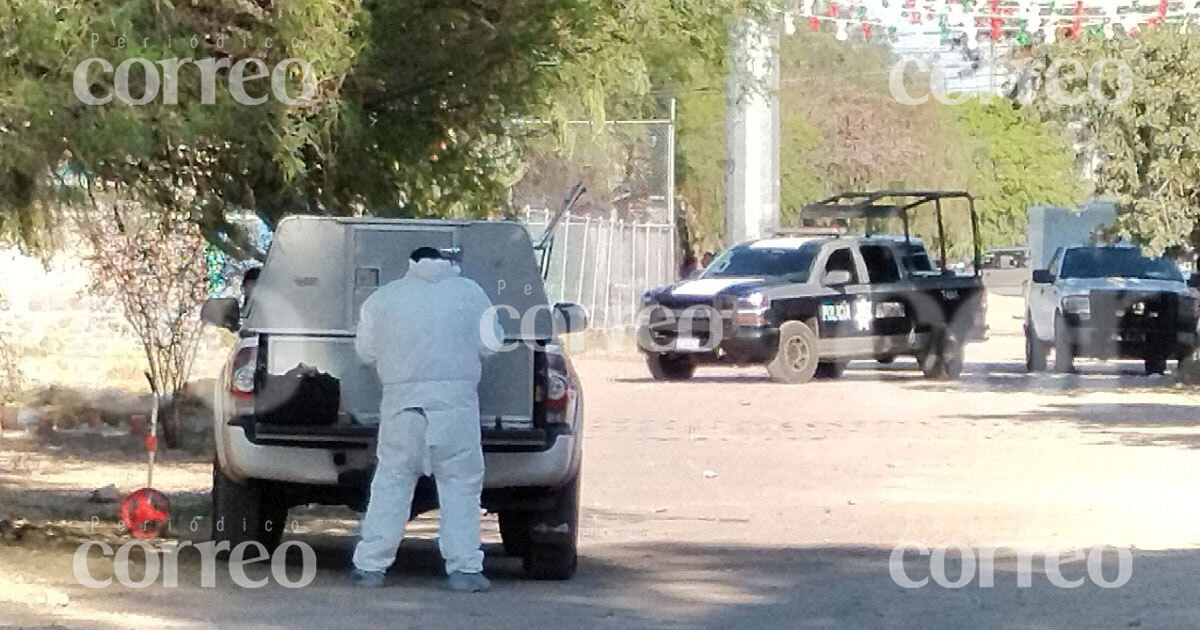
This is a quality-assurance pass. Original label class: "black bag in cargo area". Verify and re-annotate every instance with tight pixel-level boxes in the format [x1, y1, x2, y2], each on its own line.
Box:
[257, 364, 340, 426]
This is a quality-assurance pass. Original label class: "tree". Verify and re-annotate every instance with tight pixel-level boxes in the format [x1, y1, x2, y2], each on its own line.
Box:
[0, 0, 760, 253]
[0, 286, 22, 407]
[1033, 26, 1200, 254]
[953, 99, 1083, 249]
[73, 198, 210, 447]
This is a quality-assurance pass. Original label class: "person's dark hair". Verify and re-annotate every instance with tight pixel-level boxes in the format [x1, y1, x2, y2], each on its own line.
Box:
[410, 246, 444, 262]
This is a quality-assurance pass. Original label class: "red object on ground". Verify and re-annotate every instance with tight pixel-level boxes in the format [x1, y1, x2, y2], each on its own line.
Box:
[1, 406, 17, 430]
[120, 488, 170, 539]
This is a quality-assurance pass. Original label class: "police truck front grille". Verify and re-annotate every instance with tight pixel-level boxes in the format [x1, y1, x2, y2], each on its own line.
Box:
[645, 304, 726, 343]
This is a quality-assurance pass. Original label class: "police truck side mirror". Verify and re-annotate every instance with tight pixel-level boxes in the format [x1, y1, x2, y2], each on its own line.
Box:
[553, 302, 588, 335]
[200, 297, 241, 332]
[822, 270, 853, 287]
[1031, 269, 1055, 284]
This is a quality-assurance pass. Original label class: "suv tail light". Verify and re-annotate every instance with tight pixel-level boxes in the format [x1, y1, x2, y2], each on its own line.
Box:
[230, 345, 258, 408]
[543, 346, 578, 425]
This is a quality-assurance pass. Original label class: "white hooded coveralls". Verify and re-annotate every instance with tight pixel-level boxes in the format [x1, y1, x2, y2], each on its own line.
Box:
[351, 258, 502, 575]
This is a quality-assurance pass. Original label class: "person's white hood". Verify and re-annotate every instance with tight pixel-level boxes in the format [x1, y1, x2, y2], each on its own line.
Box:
[407, 258, 459, 283]
[354, 259, 502, 411]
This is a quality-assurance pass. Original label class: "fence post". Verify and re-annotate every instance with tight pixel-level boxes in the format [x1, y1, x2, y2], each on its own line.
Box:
[644, 224, 652, 288]
[602, 219, 615, 331]
[590, 219, 605, 325]
[577, 216, 590, 307]
[559, 215, 571, 303]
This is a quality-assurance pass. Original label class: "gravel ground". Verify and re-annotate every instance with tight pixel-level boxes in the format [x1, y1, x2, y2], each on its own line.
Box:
[2, 295, 1200, 629]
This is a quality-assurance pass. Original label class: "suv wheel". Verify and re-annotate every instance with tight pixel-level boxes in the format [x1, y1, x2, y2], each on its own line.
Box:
[1025, 317, 1049, 372]
[920, 326, 964, 380]
[646, 354, 696, 381]
[767, 321, 820, 384]
[498, 511, 531, 557]
[1053, 314, 1076, 374]
[814, 361, 848, 379]
[522, 473, 580, 580]
[211, 459, 288, 552]
[1145, 356, 1168, 376]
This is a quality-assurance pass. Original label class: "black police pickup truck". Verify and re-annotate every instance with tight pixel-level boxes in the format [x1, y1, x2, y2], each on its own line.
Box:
[637, 191, 988, 384]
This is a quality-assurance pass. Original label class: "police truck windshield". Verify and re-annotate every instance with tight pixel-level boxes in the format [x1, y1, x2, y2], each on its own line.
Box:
[1060, 247, 1183, 281]
[702, 243, 821, 280]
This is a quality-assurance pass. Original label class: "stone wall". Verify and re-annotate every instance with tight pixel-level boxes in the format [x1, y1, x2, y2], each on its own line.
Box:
[0, 247, 234, 395]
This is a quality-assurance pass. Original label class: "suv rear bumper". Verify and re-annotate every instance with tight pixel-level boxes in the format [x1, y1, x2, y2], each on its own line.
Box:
[217, 423, 579, 490]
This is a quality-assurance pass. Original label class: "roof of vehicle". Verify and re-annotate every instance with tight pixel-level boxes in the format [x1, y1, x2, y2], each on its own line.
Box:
[861, 234, 928, 247]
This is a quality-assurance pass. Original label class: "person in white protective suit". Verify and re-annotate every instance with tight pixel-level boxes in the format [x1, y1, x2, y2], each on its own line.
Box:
[350, 247, 504, 592]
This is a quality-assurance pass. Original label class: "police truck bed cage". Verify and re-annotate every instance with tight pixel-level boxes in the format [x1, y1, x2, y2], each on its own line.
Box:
[799, 190, 982, 276]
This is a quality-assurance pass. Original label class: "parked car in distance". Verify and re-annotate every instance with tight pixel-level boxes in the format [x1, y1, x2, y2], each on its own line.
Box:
[1025, 245, 1199, 374]
[637, 191, 988, 383]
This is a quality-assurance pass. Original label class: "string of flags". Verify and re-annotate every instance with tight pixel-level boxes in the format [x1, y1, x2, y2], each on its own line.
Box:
[786, 0, 1196, 45]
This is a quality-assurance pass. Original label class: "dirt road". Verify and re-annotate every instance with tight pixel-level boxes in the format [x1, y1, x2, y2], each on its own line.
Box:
[3, 299, 1200, 629]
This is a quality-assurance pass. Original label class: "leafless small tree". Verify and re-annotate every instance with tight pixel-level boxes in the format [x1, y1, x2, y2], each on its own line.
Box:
[72, 198, 209, 447]
[0, 288, 23, 406]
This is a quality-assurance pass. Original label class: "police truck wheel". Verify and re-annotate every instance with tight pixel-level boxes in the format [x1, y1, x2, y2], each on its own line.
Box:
[211, 459, 288, 552]
[814, 361, 848, 379]
[1053, 314, 1076, 374]
[1144, 357, 1168, 376]
[1025, 318, 1048, 372]
[523, 473, 580, 580]
[767, 321, 820, 384]
[646, 354, 696, 381]
[920, 326, 964, 380]
[498, 511, 531, 557]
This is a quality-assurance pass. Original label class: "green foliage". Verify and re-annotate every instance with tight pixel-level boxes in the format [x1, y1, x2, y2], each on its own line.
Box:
[1033, 26, 1200, 254]
[953, 99, 1082, 249]
[0, 0, 754, 253]
[673, 29, 1082, 256]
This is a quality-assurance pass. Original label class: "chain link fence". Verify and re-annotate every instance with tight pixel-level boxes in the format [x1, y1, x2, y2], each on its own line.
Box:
[525, 208, 675, 332]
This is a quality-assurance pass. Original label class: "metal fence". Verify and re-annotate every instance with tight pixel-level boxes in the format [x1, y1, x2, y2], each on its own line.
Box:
[525, 208, 675, 332]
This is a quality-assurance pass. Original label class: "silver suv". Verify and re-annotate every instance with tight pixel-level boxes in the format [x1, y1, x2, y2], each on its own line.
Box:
[200, 217, 587, 579]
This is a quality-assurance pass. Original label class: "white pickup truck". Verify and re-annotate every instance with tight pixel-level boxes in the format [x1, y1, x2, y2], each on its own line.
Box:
[199, 217, 588, 579]
[1024, 245, 1199, 374]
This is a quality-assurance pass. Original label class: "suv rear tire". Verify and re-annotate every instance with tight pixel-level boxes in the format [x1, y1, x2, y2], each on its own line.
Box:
[646, 354, 696, 381]
[1025, 318, 1049, 372]
[522, 473, 580, 580]
[498, 511, 531, 557]
[1145, 357, 1168, 375]
[920, 326, 963, 380]
[1053, 314, 1076, 374]
[211, 459, 288, 552]
[767, 321, 820, 384]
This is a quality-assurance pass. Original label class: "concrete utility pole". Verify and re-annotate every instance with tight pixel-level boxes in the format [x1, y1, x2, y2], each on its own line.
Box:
[724, 15, 781, 245]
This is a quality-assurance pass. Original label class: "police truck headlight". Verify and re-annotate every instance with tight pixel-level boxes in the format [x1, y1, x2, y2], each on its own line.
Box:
[734, 291, 769, 327]
[1062, 296, 1091, 319]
